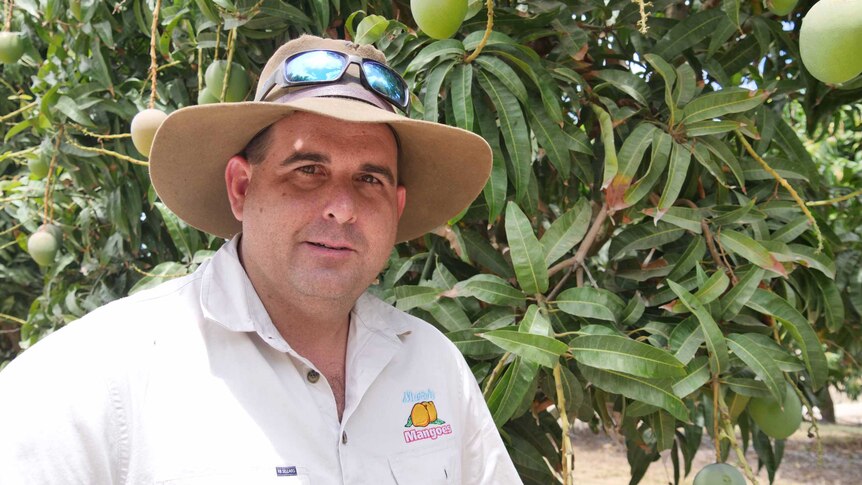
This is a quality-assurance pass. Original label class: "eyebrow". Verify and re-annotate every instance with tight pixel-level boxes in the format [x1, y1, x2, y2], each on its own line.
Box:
[280, 151, 397, 186]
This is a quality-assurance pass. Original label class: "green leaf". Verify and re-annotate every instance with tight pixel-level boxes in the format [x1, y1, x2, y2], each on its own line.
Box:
[718, 228, 786, 276]
[556, 287, 625, 322]
[594, 69, 651, 106]
[354, 14, 389, 45]
[725, 377, 772, 398]
[422, 59, 457, 122]
[621, 294, 646, 326]
[813, 272, 844, 332]
[644, 53, 678, 122]
[505, 203, 548, 294]
[651, 410, 678, 452]
[450, 63, 474, 132]
[684, 119, 747, 137]
[447, 328, 504, 358]
[405, 39, 465, 73]
[700, 135, 745, 189]
[474, 55, 528, 102]
[616, 123, 658, 181]
[743, 333, 805, 372]
[667, 280, 729, 376]
[481, 330, 568, 368]
[680, 88, 768, 125]
[719, 266, 766, 319]
[667, 237, 707, 282]
[486, 356, 539, 426]
[591, 104, 617, 190]
[475, 102, 507, 222]
[666, 270, 729, 313]
[672, 356, 710, 398]
[453, 274, 526, 306]
[462, 229, 514, 278]
[519, 304, 551, 336]
[541, 198, 591, 266]
[477, 69, 531, 200]
[770, 216, 811, 244]
[527, 102, 570, 175]
[394, 285, 441, 311]
[726, 333, 786, 404]
[745, 290, 828, 390]
[53, 96, 97, 128]
[672, 62, 697, 107]
[644, 206, 703, 234]
[670, 316, 704, 364]
[623, 130, 672, 207]
[569, 335, 685, 378]
[658, 139, 691, 215]
[426, 299, 471, 332]
[653, 10, 728, 60]
[787, 244, 835, 279]
[609, 221, 686, 259]
[579, 365, 690, 422]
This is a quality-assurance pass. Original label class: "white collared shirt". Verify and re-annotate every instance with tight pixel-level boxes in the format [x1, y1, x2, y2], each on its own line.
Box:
[0, 237, 521, 484]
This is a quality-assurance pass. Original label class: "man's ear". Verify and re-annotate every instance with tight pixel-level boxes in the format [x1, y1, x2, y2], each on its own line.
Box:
[225, 155, 252, 222]
[396, 185, 407, 219]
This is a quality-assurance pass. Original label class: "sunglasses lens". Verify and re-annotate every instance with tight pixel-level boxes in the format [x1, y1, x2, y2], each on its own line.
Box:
[285, 51, 347, 83]
[362, 60, 408, 108]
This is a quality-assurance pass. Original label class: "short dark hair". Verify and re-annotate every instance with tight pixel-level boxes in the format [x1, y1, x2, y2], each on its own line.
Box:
[242, 126, 274, 165]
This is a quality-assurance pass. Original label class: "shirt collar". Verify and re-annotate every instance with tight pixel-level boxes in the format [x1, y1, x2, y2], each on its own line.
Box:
[200, 236, 411, 348]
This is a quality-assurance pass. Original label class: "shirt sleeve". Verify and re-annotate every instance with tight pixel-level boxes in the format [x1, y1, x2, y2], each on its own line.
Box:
[456, 353, 524, 485]
[0, 327, 124, 485]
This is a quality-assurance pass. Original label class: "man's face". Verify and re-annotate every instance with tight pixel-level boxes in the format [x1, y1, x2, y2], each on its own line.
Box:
[225, 112, 406, 304]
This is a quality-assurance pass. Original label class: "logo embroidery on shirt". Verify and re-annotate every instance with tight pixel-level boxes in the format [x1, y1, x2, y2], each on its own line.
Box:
[403, 400, 453, 443]
[275, 466, 298, 477]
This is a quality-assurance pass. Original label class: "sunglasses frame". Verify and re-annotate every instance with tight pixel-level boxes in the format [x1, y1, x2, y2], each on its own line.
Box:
[256, 50, 410, 114]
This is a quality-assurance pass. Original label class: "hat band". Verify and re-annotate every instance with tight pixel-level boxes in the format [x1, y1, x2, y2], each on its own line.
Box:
[271, 83, 396, 112]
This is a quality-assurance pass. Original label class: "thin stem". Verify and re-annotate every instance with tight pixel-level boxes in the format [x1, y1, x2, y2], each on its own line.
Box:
[0, 100, 37, 123]
[554, 363, 574, 485]
[548, 204, 608, 277]
[702, 221, 738, 284]
[482, 351, 511, 398]
[712, 377, 721, 463]
[220, 28, 237, 102]
[148, 0, 163, 109]
[43, 126, 64, 224]
[70, 123, 132, 139]
[65, 137, 149, 166]
[807, 187, 862, 207]
[3, 0, 13, 32]
[735, 131, 823, 253]
[463, 0, 494, 63]
[0, 312, 26, 326]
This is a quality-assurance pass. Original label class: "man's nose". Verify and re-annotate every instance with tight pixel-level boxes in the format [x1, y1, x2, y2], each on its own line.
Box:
[323, 183, 358, 225]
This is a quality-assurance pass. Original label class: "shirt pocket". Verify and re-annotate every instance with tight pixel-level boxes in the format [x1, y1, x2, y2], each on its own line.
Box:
[157, 466, 311, 485]
[388, 446, 456, 485]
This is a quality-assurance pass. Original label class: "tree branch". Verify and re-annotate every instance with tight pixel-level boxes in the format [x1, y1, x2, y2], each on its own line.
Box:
[548, 204, 609, 277]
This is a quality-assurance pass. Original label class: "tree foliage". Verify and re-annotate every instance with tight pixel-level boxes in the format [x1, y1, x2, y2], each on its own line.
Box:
[2, 0, 862, 483]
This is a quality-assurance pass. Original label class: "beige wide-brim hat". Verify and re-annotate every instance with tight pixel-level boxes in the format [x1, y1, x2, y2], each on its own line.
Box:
[148, 35, 492, 242]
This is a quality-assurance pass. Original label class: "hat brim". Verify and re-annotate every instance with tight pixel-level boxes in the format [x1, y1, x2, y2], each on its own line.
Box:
[148, 97, 492, 242]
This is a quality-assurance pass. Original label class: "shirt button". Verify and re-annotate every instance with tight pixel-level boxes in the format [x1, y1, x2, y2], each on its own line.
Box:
[342, 431, 348, 444]
[306, 370, 320, 383]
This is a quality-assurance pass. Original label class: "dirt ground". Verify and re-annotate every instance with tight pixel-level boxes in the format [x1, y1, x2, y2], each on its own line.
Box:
[570, 392, 862, 485]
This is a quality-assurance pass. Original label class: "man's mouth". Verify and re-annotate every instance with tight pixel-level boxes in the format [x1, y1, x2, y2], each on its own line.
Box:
[307, 241, 353, 251]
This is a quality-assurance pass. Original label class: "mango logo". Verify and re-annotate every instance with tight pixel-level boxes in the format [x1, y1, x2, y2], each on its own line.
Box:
[404, 401, 445, 428]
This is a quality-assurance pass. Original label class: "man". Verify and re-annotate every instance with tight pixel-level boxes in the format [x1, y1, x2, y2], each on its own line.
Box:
[0, 35, 522, 484]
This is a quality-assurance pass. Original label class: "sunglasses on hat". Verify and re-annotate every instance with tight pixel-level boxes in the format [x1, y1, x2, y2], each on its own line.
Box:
[256, 50, 410, 114]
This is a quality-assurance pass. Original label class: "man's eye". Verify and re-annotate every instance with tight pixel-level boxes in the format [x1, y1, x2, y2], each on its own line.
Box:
[297, 165, 319, 175]
[359, 174, 382, 185]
